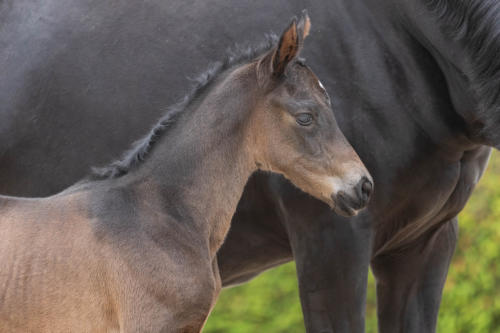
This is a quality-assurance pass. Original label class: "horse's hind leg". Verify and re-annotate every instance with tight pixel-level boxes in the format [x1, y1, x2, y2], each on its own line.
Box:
[371, 218, 458, 333]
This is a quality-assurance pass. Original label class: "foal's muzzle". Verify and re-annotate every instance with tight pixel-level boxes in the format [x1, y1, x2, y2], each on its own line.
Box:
[331, 177, 373, 217]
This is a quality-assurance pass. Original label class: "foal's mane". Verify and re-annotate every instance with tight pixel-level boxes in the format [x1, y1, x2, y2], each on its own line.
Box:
[425, 0, 500, 143]
[91, 35, 278, 180]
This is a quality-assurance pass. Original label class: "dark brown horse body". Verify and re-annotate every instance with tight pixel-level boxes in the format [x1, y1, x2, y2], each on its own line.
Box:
[0, 16, 372, 332]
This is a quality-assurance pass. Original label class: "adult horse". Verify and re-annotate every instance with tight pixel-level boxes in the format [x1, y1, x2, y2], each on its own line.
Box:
[0, 0, 498, 332]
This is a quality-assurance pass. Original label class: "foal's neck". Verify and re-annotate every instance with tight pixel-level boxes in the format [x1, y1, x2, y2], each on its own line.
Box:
[124, 64, 259, 255]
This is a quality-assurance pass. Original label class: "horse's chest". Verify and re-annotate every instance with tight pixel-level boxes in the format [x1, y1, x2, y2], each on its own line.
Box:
[436, 146, 491, 217]
[374, 147, 491, 252]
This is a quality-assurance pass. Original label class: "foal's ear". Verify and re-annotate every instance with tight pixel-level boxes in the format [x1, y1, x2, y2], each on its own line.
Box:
[296, 10, 311, 40]
[260, 11, 311, 79]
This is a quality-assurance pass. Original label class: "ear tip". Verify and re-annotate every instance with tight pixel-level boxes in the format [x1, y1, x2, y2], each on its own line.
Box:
[282, 16, 298, 36]
[300, 9, 310, 23]
[297, 9, 311, 39]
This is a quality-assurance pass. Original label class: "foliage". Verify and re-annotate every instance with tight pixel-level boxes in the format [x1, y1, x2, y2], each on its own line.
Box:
[204, 263, 304, 332]
[205, 151, 500, 332]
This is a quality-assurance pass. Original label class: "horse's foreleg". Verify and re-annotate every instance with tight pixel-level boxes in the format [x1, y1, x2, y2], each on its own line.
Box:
[283, 197, 373, 333]
[371, 218, 458, 333]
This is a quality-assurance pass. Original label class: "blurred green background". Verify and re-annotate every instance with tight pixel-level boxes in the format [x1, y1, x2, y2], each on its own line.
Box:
[205, 151, 500, 332]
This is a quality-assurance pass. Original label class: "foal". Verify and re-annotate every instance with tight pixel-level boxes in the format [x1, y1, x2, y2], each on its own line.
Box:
[0, 14, 372, 332]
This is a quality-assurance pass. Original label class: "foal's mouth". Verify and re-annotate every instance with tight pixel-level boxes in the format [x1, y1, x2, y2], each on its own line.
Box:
[331, 191, 367, 217]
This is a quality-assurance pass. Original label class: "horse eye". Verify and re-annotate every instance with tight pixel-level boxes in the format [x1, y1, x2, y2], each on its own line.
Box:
[296, 113, 313, 126]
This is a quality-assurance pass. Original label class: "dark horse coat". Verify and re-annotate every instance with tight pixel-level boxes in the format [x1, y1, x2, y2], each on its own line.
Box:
[0, 0, 498, 332]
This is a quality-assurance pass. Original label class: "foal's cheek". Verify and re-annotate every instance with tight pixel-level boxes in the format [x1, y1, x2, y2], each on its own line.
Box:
[300, 135, 322, 158]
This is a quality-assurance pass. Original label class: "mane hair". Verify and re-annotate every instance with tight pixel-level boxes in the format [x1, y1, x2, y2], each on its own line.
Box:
[425, 0, 500, 144]
[91, 34, 278, 179]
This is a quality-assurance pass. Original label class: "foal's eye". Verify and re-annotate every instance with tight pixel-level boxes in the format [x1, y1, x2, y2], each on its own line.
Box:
[296, 113, 313, 126]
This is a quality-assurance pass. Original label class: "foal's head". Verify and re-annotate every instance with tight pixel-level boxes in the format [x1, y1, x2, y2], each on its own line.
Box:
[248, 13, 373, 216]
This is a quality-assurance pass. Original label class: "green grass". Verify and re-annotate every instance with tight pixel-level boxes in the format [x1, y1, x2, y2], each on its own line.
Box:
[205, 151, 500, 332]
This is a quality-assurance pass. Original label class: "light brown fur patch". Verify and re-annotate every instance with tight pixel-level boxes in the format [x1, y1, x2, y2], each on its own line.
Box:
[302, 15, 311, 38]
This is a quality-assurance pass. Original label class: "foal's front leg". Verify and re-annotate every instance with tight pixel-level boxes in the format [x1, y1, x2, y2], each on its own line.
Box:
[119, 267, 220, 333]
[120, 294, 215, 333]
[178, 260, 221, 333]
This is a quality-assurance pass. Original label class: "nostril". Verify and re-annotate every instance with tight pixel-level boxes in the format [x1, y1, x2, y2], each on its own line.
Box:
[354, 177, 372, 205]
[361, 178, 373, 200]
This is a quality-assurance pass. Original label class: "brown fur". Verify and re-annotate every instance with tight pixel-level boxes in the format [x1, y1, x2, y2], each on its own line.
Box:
[272, 20, 299, 77]
[0, 13, 371, 332]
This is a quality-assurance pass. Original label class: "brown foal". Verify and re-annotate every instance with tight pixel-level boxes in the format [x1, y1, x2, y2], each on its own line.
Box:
[0, 13, 372, 332]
